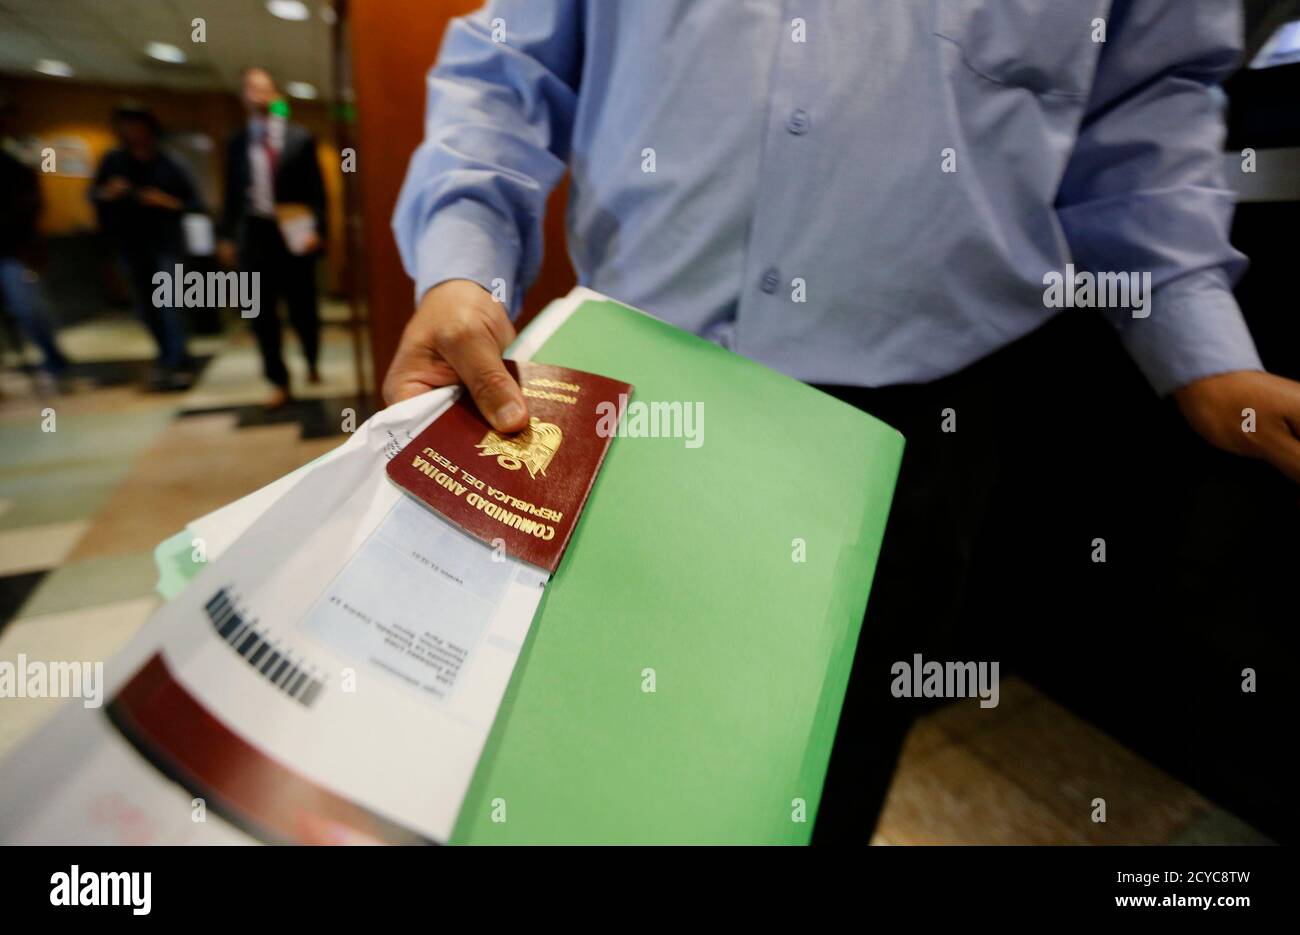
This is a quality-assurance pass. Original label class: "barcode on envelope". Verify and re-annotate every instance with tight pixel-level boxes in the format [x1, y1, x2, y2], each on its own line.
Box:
[204, 588, 324, 707]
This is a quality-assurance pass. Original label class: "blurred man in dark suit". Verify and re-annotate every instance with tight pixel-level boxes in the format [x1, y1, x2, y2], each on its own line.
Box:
[218, 67, 327, 408]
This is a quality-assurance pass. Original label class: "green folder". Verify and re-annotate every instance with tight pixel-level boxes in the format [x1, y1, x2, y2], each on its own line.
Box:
[158, 294, 903, 843]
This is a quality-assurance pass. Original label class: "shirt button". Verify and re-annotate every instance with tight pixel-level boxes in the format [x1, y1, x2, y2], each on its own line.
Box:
[787, 109, 810, 135]
[759, 267, 780, 293]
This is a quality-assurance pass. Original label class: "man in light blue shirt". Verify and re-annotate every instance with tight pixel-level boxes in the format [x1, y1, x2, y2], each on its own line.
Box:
[386, 0, 1300, 840]
[388, 0, 1300, 484]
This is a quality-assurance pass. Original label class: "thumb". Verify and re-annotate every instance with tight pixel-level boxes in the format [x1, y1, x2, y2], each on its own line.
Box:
[440, 328, 529, 433]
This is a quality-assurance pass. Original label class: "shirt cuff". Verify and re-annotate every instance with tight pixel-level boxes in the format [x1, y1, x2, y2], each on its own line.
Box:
[412, 199, 523, 317]
[1116, 270, 1263, 397]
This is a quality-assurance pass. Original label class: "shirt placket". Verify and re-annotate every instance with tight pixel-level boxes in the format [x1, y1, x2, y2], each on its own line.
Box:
[736, 0, 822, 353]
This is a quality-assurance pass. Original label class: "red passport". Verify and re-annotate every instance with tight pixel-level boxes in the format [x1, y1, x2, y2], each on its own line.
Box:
[387, 361, 632, 573]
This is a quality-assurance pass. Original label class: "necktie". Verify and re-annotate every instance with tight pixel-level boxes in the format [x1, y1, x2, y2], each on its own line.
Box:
[262, 130, 277, 200]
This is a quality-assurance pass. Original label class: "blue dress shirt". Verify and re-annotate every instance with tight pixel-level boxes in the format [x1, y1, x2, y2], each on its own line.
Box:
[393, 0, 1263, 395]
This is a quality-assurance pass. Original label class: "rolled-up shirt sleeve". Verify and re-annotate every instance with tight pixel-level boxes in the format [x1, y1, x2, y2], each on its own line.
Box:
[392, 0, 582, 316]
[1055, 0, 1263, 396]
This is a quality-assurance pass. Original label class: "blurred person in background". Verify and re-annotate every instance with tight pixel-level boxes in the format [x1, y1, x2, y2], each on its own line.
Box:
[92, 102, 199, 391]
[0, 95, 70, 391]
[218, 66, 327, 409]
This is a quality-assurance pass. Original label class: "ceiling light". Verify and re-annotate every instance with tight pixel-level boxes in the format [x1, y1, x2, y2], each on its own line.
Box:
[267, 1, 311, 21]
[144, 42, 187, 64]
[34, 58, 74, 78]
[285, 81, 318, 100]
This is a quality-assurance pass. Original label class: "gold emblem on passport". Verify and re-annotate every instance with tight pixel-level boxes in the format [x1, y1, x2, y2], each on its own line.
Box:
[476, 417, 563, 479]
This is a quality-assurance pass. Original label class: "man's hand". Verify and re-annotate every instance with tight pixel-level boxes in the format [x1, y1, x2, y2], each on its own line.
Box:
[1174, 370, 1300, 484]
[98, 176, 131, 200]
[136, 187, 182, 210]
[382, 279, 528, 433]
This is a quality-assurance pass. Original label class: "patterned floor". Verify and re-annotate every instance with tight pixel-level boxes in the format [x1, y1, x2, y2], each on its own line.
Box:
[0, 304, 368, 758]
[0, 308, 1270, 844]
[872, 678, 1269, 845]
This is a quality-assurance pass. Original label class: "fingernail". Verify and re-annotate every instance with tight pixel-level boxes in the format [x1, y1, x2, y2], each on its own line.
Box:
[496, 401, 526, 429]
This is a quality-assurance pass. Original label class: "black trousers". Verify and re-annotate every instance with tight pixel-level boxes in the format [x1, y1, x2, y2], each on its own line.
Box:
[807, 308, 1296, 844]
[809, 329, 1017, 844]
[123, 247, 187, 370]
[242, 217, 320, 389]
